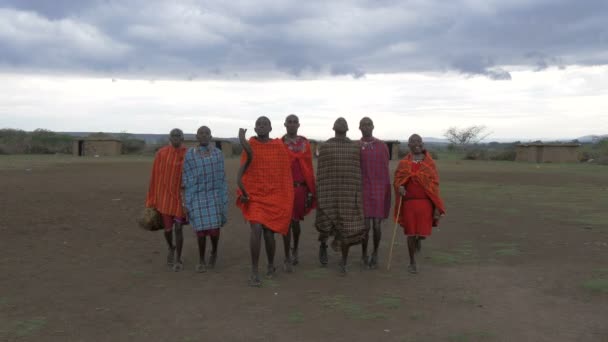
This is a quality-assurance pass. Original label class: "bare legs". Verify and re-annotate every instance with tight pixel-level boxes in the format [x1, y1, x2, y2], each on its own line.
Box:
[361, 218, 383, 269]
[196, 232, 220, 273]
[282, 220, 302, 271]
[407, 235, 424, 273]
[164, 222, 183, 271]
[250, 223, 276, 286]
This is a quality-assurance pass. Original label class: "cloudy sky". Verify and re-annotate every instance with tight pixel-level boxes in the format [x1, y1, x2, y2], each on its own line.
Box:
[1, 0, 607, 140]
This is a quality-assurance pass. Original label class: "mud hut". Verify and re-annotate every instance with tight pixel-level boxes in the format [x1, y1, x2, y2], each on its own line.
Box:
[385, 140, 401, 160]
[73, 139, 122, 157]
[515, 143, 580, 163]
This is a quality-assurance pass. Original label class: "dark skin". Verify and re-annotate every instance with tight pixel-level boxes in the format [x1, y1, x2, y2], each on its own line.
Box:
[237, 116, 278, 286]
[282, 114, 313, 268]
[165, 128, 185, 270]
[398, 134, 443, 273]
[164, 128, 184, 271]
[319, 117, 352, 274]
[181, 126, 220, 272]
[359, 117, 383, 269]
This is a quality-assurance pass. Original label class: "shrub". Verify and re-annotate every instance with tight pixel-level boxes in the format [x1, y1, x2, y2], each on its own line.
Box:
[464, 149, 487, 160]
[489, 150, 516, 161]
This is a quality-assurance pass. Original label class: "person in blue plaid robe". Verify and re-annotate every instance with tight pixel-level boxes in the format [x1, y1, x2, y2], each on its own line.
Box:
[182, 126, 228, 273]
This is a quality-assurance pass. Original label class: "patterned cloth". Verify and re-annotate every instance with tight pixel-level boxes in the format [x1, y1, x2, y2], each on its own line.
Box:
[236, 138, 294, 235]
[283, 135, 317, 220]
[314, 137, 365, 247]
[359, 137, 391, 218]
[394, 151, 445, 228]
[146, 145, 187, 217]
[182, 145, 228, 233]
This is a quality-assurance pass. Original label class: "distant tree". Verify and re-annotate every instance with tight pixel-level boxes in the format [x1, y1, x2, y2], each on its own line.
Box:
[443, 125, 491, 149]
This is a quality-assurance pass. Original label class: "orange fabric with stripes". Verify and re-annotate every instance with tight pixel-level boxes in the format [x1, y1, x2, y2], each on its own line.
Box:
[146, 145, 187, 217]
[393, 151, 445, 222]
[236, 138, 294, 235]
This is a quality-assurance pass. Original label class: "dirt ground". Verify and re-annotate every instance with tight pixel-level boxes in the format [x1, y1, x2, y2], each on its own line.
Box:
[1, 156, 607, 342]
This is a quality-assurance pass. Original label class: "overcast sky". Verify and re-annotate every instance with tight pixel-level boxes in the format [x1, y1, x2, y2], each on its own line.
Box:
[1, 0, 607, 140]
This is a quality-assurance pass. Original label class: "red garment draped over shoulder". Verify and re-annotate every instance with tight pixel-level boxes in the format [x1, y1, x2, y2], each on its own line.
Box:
[393, 151, 445, 225]
[146, 145, 187, 217]
[236, 138, 294, 235]
[283, 135, 317, 216]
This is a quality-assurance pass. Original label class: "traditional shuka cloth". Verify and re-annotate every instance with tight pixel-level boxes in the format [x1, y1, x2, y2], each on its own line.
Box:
[359, 137, 391, 219]
[393, 151, 446, 237]
[236, 138, 294, 235]
[161, 215, 188, 232]
[182, 145, 228, 236]
[314, 137, 365, 247]
[146, 145, 187, 225]
[283, 135, 317, 221]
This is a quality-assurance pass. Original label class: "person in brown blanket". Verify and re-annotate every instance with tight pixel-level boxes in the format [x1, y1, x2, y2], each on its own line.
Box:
[315, 117, 365, 274]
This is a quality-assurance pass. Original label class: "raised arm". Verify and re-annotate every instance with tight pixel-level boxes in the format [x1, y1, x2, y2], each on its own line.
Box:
[236, 128, 253, 202]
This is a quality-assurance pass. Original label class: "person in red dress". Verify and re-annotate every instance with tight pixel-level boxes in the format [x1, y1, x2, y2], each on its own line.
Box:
[282, 114, 316, 271]
[394, 134, 445, 273]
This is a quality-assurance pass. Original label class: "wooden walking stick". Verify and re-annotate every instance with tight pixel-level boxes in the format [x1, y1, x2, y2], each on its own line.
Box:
[386, 196, 403, 271]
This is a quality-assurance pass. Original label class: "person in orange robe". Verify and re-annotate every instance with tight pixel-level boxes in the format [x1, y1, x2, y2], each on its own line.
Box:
[237, 116, 294, 287]
[146, 128, 188, 271]
[282, 114, 316, 270]
[394, 134, 445, 274]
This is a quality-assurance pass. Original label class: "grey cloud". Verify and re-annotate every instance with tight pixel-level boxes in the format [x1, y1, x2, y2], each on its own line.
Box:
[330, 64, 365, 79]
[0, 0, 607, 79]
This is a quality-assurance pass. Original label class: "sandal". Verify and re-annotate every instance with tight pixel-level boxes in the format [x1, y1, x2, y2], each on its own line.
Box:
[208, 253, 217, 269]
[248, 274, 262, 287]
[266, 265, 277, 278]
[338, 261, 347, 276]
[284, 259, 293, 273]
[291, 248, 299, 266]
[172, 261, 183, 272]
[196, 263, 207, 273]
[166, 247, 176, 266]
[369, 254, 378, 269]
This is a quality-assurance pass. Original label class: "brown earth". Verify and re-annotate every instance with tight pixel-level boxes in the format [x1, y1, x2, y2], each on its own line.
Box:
[1, 157, 607, 342]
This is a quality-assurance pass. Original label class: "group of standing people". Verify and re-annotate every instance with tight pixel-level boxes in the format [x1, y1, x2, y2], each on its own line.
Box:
[145, 115, 445, 287]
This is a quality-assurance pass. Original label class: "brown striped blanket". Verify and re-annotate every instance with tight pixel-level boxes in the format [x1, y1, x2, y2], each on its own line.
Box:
[314, 137, 365, 248]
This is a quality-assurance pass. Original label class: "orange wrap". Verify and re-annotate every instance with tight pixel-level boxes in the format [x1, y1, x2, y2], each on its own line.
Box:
[236, 138, 294, 235]
[146, 145, 187, 217]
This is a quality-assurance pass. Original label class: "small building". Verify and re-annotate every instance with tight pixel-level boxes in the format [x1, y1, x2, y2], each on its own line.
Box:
[385, 140, 401, 160]
[182, 139, 234, 158]
[73, 139, 122, 157]
[515, 143, 580, 163]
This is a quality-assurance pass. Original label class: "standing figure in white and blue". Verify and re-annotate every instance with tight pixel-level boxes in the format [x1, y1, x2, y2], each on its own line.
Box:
[181, 126, 228, 273]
